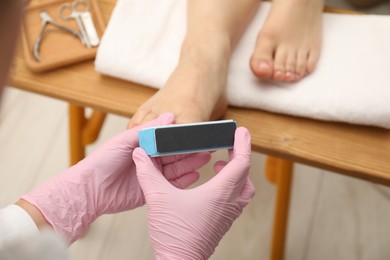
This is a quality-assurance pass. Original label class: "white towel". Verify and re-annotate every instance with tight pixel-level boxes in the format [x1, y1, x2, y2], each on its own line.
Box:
[95, 1, 390, 129]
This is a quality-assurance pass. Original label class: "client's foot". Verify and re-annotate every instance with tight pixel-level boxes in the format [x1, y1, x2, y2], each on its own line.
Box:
[250, 0, 323, 82]
[128, 36, 230, 128]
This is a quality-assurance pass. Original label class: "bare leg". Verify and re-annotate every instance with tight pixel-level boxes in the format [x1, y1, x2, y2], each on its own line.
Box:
[250, 0, 324, 82]
[128, 0, 259, 128]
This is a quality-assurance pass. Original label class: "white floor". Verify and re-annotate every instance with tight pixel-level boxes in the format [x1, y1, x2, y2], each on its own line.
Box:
[1, 1, 390, 259]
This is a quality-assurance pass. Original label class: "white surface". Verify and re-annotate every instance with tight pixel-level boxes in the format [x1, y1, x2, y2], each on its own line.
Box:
[96, 1, 390, 129]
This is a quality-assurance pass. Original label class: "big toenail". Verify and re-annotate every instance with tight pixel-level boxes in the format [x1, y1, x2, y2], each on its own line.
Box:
[258, 62, 271, 70]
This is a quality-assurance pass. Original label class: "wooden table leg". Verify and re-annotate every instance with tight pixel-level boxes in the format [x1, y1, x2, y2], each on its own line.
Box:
[82, 110, 106, 145]
[69, 104, 85, 165]
[266, 156, 293, 260]
[68, 104, 106, 165]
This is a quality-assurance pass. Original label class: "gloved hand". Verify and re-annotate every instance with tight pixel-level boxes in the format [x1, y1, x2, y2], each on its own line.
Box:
[133, 127, 255, 260]
[21, 113, 211, 244]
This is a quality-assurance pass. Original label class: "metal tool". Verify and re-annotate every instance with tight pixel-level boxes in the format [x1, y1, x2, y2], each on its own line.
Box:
[58, 0, 100, 48]
[79, 10, 100, 46]
[33, 11, 83, 62]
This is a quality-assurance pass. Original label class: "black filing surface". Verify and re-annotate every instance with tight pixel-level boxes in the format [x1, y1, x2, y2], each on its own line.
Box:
[155, 122, 236, 153]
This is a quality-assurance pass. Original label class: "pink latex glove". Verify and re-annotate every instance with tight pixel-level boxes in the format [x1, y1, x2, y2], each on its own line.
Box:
[133, 127, 256, 260]
[21, 113, 211, 244]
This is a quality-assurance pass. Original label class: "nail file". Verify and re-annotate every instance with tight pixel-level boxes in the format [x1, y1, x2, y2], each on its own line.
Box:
[139, 120, 237, 157]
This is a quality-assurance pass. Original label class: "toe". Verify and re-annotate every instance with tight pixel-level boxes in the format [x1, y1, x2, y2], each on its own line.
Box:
[307, 49, 319, 74]
[250, 33, 276, 80]
[128, 113, 144, 129]
[272, 47, 287, 81]
[296, 49, 309, 79]
[284, 71, 295, 82]
[141, 111, 161, 125]
[127, 120, 136, 129]
[250, 60, 273, 80]
[284, 50, 297, 82]
[128, 107, 153, 129]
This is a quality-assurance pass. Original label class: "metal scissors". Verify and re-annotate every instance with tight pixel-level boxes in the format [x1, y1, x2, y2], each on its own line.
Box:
[33, 11, 83, 62]
[58, 0, 91, 47]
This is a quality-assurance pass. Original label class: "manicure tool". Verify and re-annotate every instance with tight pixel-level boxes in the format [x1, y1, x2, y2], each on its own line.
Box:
[33, 11, 83, 62]
[139, 120, 237, 157]
[58, 0, 100, 48]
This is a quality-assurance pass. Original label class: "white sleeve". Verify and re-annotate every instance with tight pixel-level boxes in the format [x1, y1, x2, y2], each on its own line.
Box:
[0, 204, 39, 248]
[0, 205, 69, 260]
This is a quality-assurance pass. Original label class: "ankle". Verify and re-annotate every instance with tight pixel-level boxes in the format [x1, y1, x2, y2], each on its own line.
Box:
[180, 32, 231, 67]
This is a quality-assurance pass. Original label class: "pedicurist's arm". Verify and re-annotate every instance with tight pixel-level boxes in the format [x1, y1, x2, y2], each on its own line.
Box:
[19, 113, 210, 245]
[15, 199, 51, 229]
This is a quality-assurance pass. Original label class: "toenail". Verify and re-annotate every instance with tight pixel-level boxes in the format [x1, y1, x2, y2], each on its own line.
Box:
[295, 73, 303, 80]
[258, 61, 271, 70]
[274, 70, 284, 80]
[285, 72, 294, 81]
[294, 73, 302, 81]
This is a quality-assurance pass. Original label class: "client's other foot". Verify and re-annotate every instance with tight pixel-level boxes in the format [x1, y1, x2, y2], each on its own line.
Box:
[250, 0, 324, 82]
[128, 36, 230, 128]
